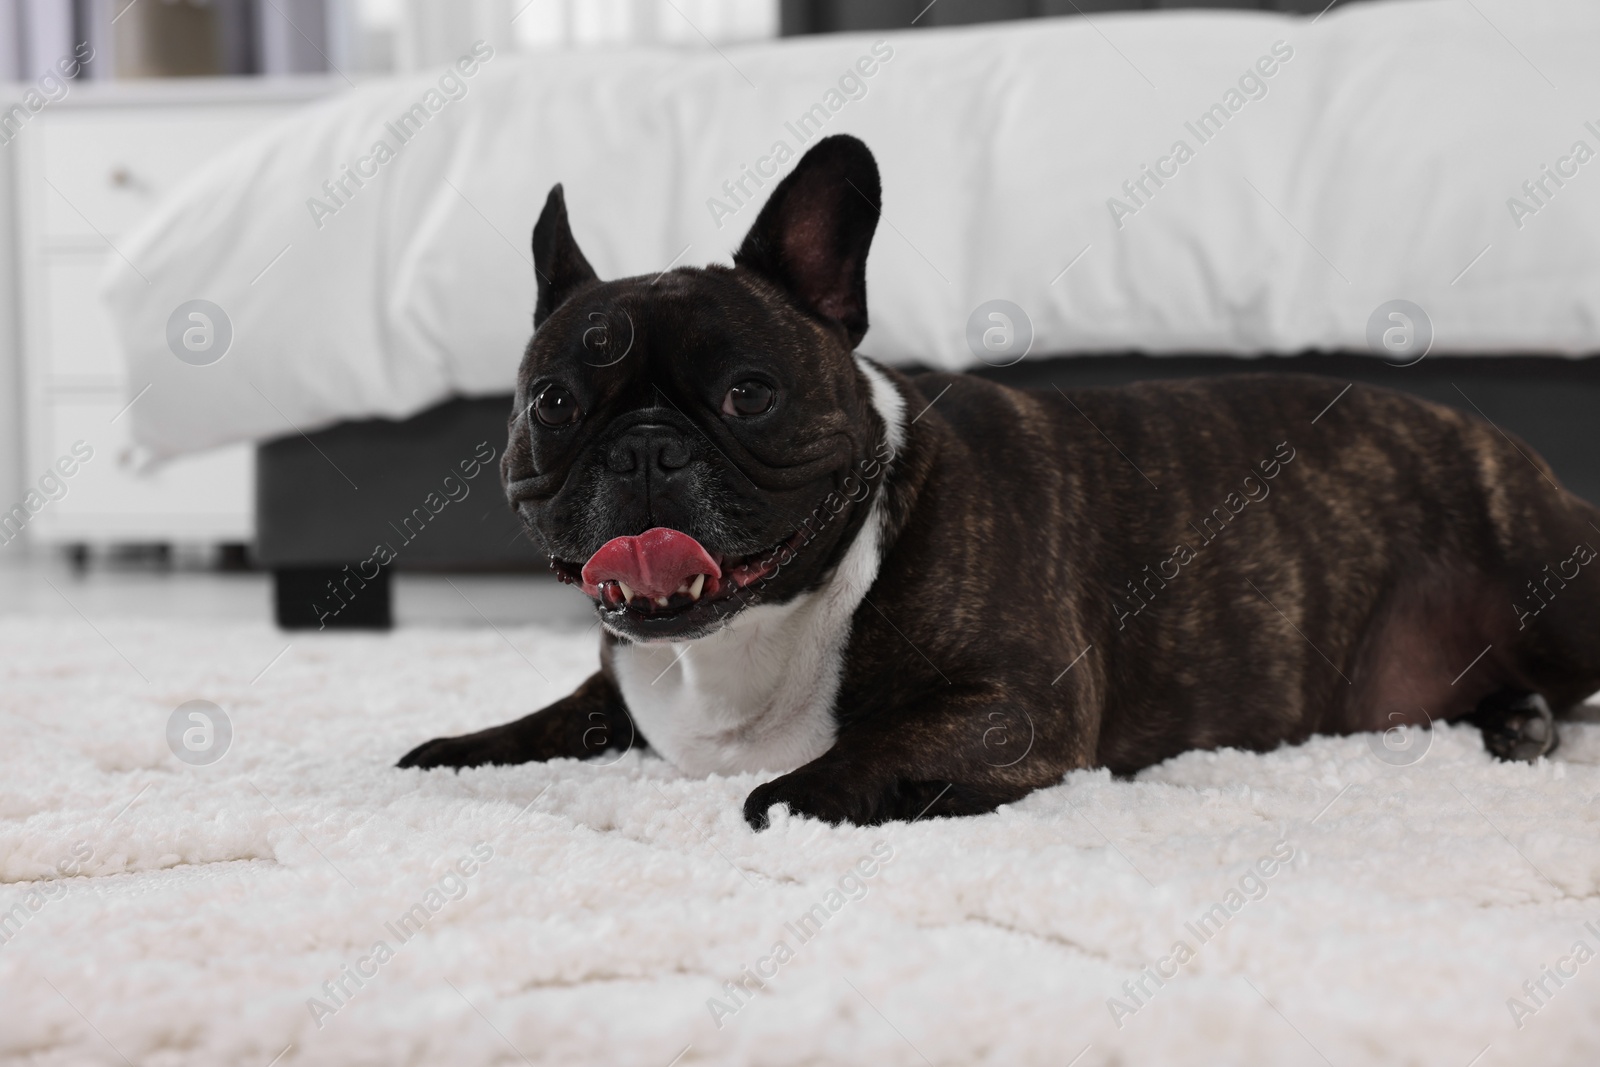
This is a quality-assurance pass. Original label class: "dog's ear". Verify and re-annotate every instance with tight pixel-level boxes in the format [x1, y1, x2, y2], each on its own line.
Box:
[532, 184, 599, 327]
[734, 135, 880, 348]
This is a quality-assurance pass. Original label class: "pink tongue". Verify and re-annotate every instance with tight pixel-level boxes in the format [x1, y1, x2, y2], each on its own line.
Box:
[580, 528, 722, 599]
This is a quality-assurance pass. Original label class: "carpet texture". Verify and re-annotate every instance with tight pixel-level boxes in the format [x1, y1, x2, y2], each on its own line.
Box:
[2, 616, 1599, 1066]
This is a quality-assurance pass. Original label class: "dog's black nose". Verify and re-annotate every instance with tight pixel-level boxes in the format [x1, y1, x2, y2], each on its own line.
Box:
[607, 424, 691, 474]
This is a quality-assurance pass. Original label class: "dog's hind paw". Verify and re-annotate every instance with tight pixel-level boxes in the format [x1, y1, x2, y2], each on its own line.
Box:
[1469, 691, 1559, 762]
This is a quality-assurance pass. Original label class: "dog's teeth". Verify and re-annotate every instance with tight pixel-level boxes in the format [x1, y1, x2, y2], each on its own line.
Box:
[654, 596, 669, 607]
[618, 581, 634, 602]
[688, 574, 705, 601]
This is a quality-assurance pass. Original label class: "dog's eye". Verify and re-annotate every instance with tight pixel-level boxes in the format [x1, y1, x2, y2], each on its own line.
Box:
[721, 381, 775, 417]
[533, 384, 580, 427]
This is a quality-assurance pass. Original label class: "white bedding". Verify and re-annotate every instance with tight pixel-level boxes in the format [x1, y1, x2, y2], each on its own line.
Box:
[103, 0, 1600, 460]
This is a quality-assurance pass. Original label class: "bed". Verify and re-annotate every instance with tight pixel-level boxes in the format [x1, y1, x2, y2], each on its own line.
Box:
[99, 0, 1600, 626]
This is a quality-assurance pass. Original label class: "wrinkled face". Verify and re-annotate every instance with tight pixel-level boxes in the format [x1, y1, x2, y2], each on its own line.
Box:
[501, 136, 886, 643]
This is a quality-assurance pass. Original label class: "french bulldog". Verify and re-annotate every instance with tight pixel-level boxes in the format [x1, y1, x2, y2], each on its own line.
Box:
[400, 134, 1600, 827]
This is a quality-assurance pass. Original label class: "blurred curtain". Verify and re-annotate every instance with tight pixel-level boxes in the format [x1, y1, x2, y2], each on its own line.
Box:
[511, 0, 777, 51]
[0, 0, 20, 82]
[396, 0, 510, 71]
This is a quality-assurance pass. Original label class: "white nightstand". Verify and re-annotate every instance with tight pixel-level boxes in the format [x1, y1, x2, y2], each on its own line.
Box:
[9, 77, 338, 549]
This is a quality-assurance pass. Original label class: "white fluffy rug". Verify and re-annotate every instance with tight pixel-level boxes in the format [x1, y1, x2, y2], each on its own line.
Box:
[3, 616, 1600, 1067]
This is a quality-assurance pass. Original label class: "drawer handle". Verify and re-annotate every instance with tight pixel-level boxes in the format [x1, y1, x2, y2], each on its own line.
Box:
[109, 167, 133, 188]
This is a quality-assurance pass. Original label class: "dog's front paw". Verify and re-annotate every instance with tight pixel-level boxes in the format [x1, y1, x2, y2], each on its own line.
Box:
[743, 769, 875, 829]
[397, 725, 538, 770]
[743, 768, 959, 830]
[1471, 691, 1559, 763]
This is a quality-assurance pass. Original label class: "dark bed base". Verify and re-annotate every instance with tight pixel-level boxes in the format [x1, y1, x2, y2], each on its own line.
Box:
[258, 353, 1600, 629]
[257, 396, 542, 629]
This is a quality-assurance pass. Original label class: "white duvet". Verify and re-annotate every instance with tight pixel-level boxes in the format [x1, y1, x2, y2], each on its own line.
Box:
[104, 0, 1600, 460]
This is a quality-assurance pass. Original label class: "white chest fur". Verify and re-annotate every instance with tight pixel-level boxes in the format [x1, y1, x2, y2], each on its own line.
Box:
[611, 586, 855, 776]
[608, 357, 906, 777]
